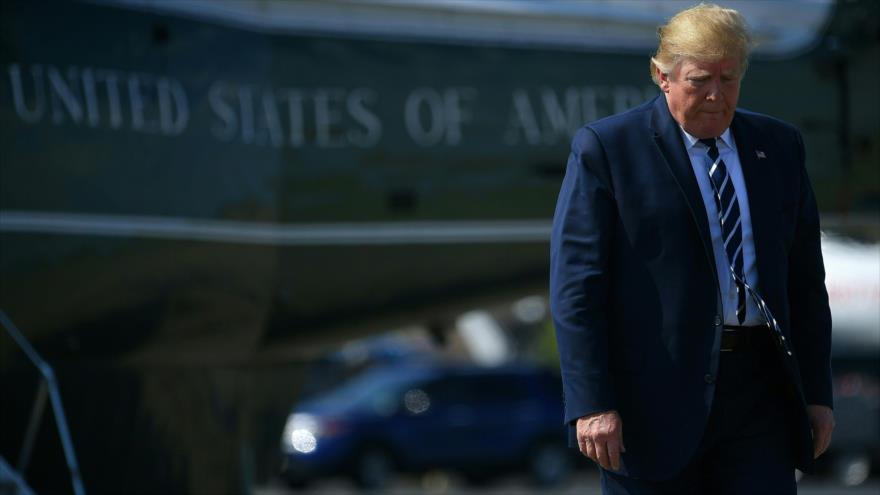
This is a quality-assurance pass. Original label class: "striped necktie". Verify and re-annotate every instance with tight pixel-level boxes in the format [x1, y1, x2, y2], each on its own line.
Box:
[696, 139, 793, 356]
[699, 137, 747, 324]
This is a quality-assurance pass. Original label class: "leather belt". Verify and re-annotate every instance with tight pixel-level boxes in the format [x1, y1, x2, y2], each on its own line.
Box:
[720, 324, 770, 352]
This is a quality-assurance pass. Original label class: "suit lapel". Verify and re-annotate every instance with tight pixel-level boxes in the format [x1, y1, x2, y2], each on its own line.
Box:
[730, 113, 776, 300]
[650, 97, 716, 283]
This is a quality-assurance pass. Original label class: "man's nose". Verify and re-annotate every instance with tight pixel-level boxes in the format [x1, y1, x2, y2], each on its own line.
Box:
[705, 79, 723, 101]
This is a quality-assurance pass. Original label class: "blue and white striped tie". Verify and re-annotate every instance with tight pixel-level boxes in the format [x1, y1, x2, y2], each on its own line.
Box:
[698, 138, 792, 355]
[699, 138, 747, 324]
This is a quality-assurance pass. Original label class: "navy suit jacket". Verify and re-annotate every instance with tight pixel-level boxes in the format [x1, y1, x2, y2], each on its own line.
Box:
[549, 95, 832, 480]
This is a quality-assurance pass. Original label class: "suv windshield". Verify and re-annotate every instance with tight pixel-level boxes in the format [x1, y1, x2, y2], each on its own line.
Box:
[302, 365, 433, 412]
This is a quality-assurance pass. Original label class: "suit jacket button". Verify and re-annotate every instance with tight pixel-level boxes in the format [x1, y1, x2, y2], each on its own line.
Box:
[704, 374, 715, 384]
[714, 316, 722, 326]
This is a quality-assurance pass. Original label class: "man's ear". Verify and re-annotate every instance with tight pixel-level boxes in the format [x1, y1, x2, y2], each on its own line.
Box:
[657, 68, 671, 93]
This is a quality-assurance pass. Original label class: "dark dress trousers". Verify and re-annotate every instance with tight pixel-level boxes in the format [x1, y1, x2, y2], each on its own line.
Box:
[549, 95, 833, 480]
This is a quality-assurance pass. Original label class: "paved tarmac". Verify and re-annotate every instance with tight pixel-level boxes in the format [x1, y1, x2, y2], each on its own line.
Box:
[255, 472, 880, 495]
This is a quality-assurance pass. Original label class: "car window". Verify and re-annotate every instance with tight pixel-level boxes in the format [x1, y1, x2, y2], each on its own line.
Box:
[420, 374, 530, 407]
[306, 366, 428, 410]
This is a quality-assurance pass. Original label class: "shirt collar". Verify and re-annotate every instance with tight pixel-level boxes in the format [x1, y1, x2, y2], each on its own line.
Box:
[679, 126, 734, 151]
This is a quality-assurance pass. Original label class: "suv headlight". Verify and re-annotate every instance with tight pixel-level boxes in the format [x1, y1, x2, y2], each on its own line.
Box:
[282, 413, 320, 454]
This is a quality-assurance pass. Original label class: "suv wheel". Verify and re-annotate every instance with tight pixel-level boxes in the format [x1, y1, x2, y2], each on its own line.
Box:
[353, 447, 393, 490]
[529, 440, 572, 487]
[284, 477, 309, 491]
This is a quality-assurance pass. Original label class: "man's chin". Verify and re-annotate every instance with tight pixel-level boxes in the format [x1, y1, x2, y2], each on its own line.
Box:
[688, 121, 731, 139]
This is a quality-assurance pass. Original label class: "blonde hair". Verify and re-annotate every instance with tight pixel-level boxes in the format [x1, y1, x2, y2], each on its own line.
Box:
[650, 3, 753, 85]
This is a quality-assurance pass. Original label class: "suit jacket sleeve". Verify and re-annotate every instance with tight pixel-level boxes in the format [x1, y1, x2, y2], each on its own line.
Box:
[788, 130, 834, 409]
[550, 127, 617, 425]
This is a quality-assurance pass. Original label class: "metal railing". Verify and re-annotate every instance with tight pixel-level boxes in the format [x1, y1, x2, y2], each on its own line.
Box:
[0, 310, 85, 495]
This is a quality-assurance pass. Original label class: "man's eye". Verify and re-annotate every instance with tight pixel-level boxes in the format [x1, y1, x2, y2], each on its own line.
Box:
[689, 78, 708, 85]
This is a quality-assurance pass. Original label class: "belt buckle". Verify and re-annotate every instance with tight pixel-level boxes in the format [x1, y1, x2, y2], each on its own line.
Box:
[720, 326, 739, 352]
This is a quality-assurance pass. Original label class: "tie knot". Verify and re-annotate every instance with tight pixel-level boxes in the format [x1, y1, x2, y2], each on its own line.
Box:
[698, 138, 718, 151]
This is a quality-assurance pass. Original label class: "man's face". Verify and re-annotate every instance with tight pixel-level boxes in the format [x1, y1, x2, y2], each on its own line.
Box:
[658, 57, 741, 139]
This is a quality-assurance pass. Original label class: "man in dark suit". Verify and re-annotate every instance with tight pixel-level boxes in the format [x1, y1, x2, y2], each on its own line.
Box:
[549, 4, 834, 494]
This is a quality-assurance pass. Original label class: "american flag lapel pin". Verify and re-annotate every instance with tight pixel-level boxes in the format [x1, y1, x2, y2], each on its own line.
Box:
[756, 150, 767, 159]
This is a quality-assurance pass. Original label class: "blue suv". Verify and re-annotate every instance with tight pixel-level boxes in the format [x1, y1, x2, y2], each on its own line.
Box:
[280, 361, 573, 489]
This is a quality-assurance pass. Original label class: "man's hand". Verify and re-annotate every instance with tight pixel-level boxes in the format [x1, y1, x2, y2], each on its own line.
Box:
[576, 410, 625, 471]
[807, 405, 834, 459]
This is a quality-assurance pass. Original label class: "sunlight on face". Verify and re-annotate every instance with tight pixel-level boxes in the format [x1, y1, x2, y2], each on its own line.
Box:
[658, 58, 741, 139]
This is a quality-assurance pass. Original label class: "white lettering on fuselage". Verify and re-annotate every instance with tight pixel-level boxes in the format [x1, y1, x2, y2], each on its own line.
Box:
[6, 63, 656, 149]
[504, 86, 658, 145]
[206, 83, 382, 148]
[8, 64, 189, 136]
[404, 87, 477, 146]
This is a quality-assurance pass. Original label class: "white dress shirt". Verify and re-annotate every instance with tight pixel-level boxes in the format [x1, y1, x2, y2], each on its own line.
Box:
[679, 127, 765, 326]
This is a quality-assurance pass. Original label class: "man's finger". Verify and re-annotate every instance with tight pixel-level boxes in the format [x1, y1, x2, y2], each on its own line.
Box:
[813, 427, 831, 459]
[607, 440, 621, 470]
[807, 405, 834, 459]
[595, 440, 611, 470]
[585, 440, 597, 461]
